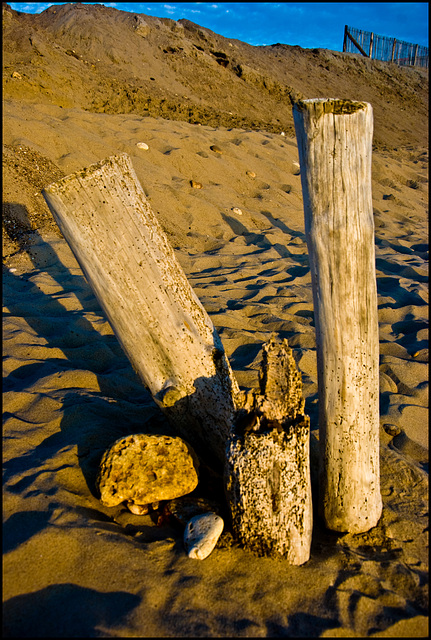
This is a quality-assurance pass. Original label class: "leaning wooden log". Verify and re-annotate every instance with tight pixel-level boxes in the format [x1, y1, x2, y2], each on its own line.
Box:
[42, 153, 239, 467]
[292, 98, 382, 533]
[224, 335, 312, 565]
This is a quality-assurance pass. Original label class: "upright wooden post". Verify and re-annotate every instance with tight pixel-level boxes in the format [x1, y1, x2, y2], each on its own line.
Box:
[343, 25, 348, 53]
[391, 38, 397, 62]
[43, 154, 239, 467]
[369, 32, 374, 58]
[292, 99, 382, 533]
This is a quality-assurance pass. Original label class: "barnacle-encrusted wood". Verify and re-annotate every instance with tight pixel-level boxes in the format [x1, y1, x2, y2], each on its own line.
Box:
[292, 98, 382, 533]
[224, 335, 312, 565]
[42, 154, 239, 466]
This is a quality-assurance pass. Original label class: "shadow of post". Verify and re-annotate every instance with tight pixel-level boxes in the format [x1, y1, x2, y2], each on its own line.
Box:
[2, 584, 141, 637]
[3, 203, 172, 499]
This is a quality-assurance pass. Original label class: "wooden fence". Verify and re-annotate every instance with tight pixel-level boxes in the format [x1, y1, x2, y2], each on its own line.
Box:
[343, 25, 428, 68]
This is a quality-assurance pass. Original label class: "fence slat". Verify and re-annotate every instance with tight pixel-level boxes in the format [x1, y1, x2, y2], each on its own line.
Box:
[391, 38, 397, 62]
[346, 28, 369, 58]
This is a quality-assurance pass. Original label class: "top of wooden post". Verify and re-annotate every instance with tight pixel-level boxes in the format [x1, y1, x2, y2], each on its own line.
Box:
[44, 153, 132, 194]
[292, 98, 369, 119]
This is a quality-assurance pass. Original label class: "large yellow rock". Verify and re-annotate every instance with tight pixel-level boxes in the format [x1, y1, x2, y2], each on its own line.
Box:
[96, 433, 199, 513]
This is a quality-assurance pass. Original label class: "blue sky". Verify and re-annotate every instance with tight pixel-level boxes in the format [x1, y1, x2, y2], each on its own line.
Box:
[8, 2, 429, 51]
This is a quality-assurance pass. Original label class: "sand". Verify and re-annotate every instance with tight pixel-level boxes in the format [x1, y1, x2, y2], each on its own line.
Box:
[2, 3, 429, 638]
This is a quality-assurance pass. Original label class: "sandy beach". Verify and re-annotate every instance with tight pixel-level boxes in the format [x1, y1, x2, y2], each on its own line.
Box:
[2, 3, 428, 637]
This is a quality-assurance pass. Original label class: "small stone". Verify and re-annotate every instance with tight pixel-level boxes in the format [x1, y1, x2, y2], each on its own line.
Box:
[127, 501, 159, 515]
[292, 161, 301, 175]
[280, 131, 286, 136]
[246, 170, 256, 178]
[97, 433, 199, 512]
[415, 349, 428, 361]
[231, 207, 242, 215]
[127, 502, 149, 515]
[12, 71, 22, 79]
[210, 145, 223, 154]
[383, 423, 402, 437]
[184, 512, 224, 560]
[190, 180, 203, 189]
[406, 179, 419, 189]
[136, 142, 149, 150]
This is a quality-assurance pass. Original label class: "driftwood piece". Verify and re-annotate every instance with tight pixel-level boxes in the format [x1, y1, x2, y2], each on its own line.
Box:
[224, 335, 312, 565]
[292, 99, 382, 533]
[42, 153, 239, 467]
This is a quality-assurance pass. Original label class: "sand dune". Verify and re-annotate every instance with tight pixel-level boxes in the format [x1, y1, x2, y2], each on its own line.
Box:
[2, 2, 428, 637]
[3, 107, 428, 637]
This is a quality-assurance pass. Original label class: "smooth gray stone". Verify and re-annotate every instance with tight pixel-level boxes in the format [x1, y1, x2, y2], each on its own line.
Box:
[184, 512, 224, 560]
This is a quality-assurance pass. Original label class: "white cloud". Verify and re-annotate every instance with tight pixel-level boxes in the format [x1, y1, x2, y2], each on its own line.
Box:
[11, 2, 51, 12]
[34, 4, 52, 13]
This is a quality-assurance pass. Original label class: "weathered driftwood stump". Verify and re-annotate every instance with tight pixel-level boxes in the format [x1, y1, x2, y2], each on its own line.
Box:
[292, 99, 382, 533]
[225, 335, 312, 564]
[42, 154, 239, 467]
